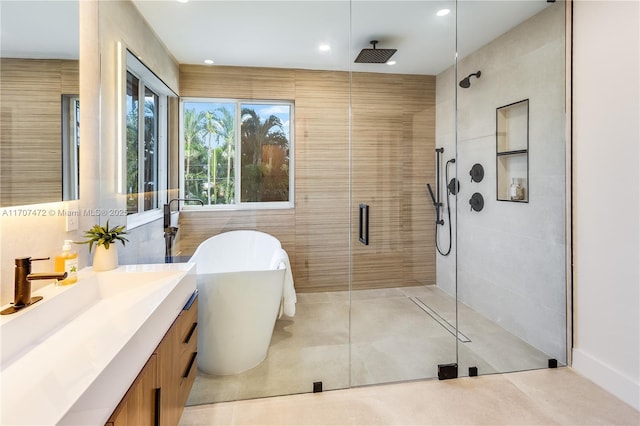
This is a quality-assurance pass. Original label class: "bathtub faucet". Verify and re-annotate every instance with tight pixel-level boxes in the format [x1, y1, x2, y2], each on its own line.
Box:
[163, 198, 204, 229]
[168, 198, 204, 210]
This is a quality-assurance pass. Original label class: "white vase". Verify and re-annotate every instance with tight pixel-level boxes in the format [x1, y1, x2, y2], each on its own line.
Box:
[93, 244, 118, 271]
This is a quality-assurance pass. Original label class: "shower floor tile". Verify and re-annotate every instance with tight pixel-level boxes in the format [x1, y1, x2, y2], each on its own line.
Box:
[181, 369, 640, 426]
[186, 285, 553, 406]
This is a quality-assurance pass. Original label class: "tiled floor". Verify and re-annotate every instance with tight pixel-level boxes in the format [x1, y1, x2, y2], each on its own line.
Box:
[187, 285, 555, 405]
[179, 368, 639, 425]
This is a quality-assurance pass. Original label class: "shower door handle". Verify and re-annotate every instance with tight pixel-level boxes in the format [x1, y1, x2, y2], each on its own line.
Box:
[359, 203, 369, 245]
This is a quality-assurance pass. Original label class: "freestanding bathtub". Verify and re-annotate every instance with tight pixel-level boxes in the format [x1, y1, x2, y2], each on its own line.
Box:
[190, 230, 296, 375]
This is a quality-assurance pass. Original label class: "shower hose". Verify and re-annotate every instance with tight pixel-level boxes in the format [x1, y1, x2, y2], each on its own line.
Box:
[436, 159, 455, 256]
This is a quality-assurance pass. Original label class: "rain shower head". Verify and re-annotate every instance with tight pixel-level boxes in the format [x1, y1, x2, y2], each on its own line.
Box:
[355, 40, 397, 64]
[459, 71, 482, 88]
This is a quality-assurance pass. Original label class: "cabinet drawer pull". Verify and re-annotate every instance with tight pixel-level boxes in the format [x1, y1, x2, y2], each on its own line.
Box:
[184, 322, 197, 344]
[154, 387, 161, 426]
[183, 352, 197, 379]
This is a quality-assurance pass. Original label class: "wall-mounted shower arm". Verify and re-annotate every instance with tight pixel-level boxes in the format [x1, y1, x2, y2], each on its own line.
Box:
[459, 71, 482, 88]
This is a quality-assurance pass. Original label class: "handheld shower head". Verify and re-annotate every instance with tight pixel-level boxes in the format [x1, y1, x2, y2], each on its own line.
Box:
[459, 71, 481, 88]
[426, 183, 437, 207]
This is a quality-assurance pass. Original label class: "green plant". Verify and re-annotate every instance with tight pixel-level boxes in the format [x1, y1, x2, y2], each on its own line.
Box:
[79, 220, 129, 253]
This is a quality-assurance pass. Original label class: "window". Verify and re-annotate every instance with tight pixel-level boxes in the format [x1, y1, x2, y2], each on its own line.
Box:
[123, 51, 172, 227]
[126, 71, 162, 214]
[180, 99, 293, 208]
[62, 95, 80, 200]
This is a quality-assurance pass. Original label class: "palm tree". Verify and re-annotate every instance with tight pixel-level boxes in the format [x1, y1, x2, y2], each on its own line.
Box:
[203, 111, 218, 203]
[183, 108, 207, 200]
[210, 107, 235, 204]
[126, 105, 139, 213]
[143, 98, 158, 210]
[241, 108, 288, 165]
[240, 108, 289, 202]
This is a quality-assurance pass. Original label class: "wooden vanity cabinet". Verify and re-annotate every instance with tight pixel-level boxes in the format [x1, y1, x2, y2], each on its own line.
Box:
[158, 296, 198, 425]
[105, 354, 159, 426]
[106, 293, 198, 426]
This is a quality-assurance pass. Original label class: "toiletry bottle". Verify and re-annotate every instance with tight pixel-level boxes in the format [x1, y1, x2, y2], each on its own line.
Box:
[510, 178, 523, 201]
[55, 239, 78, 285]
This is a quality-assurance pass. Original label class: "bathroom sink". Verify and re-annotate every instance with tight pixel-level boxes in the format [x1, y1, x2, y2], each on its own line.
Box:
[0, 262, 196, 425]
[95, 266, 187, 298]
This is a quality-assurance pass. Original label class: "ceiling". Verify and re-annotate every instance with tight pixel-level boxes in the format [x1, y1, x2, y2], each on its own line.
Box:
[0, 1, 551, 75]
[0, 1, 79, 59]
[132, 0, 552, 75]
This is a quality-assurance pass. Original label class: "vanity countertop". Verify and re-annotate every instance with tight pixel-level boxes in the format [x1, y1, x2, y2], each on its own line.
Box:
[0, 262, 196, 425]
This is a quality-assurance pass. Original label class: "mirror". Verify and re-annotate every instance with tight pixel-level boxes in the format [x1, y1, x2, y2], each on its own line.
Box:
[0, 0, 79, 207]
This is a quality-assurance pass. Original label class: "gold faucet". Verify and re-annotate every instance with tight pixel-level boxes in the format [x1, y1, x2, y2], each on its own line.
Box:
[0, 257, 67, 315]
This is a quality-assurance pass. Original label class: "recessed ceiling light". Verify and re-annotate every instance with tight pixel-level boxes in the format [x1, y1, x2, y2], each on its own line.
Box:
[177, 0, 189, 3]
[319, 43, 331, 52]
[204, 59, 214, 65]
[437, 8, 451, 17]
[387, 60, 397, 65]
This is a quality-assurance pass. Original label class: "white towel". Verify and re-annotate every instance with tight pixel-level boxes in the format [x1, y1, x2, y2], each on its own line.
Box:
[271, 248, 296, 318]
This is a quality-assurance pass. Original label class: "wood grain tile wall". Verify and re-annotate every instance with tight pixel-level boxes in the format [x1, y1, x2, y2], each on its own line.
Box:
[1, 59, 79, 207]
[352, 73, 436, 290]
[178, 65, 435, 292]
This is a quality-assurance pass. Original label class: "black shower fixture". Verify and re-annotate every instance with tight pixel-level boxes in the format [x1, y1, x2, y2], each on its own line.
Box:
[469, 192, 485, 212]
[448, 178, 460, 195]
[355, 40, 397, 64]
[427, 149, 455, 257]
[470, 163, 485, 183]
[459, 71, 482, 88]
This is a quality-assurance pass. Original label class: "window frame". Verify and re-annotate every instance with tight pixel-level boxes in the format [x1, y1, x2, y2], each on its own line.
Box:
[62, 94, 80, 201]
[179, 97, 295, 211]
[122, 50, 172, 229]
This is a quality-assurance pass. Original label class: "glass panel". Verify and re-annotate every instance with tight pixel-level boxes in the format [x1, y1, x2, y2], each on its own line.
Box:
[182, 101, 236, 205]
[453, 1, 567, 376]
[240, 103, 291, 203]
[143, 86, 159, 211]
[350, 0, 457, 386]
[126, 71, 139, 215]
[173, 1, 352, 405]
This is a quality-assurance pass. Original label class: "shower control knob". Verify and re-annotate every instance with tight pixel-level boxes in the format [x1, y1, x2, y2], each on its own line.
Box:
[470, 163, 484, 183]
[469, 192, 484, 212]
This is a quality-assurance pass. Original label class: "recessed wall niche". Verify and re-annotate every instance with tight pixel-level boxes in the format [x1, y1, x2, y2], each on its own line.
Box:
[496, 99, 529, 202]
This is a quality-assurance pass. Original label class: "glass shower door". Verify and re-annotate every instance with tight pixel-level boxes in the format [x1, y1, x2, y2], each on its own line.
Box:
[452, 0, 568, 377]
[349, 0, 458, 386]
[177, 1, 354, 404]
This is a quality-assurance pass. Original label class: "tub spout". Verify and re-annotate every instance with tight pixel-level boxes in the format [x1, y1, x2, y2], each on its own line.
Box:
[163, 198, 204, 229]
